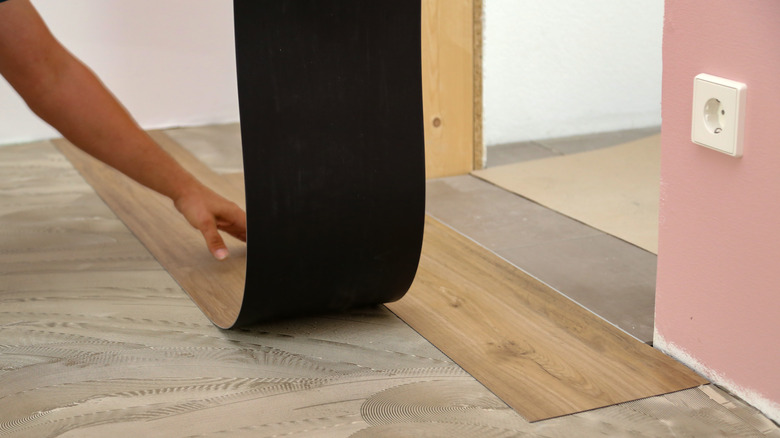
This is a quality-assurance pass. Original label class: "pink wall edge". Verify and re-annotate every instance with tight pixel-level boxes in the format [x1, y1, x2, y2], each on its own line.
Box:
[656, 0, 780, 421]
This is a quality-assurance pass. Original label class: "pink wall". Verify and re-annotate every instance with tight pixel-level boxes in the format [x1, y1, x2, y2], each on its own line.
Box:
[656, 0, 780, 420]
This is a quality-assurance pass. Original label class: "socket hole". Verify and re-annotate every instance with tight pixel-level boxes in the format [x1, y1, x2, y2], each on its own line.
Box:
[704, 98, 725, 134]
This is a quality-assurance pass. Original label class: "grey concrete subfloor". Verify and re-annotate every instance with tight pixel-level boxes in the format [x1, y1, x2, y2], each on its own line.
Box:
[0, 125, 777, 436]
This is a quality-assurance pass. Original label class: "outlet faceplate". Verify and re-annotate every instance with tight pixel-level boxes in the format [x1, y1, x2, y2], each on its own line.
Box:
[691, 74, 746, 157]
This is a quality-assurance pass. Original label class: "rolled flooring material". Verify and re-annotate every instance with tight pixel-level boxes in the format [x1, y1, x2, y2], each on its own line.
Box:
[233, 0, 425, 326]
[61, 1, 426, 328]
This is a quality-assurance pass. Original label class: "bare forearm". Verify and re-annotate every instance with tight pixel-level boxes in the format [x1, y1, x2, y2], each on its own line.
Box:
[0, 0, 196, 201]
[22, 51, 198, 201]
[0, 0, 246, 259]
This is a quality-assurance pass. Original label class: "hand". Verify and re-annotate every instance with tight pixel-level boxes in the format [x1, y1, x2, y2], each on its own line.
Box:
[0, 0, 247, 261]
[173, 183, 247, 260]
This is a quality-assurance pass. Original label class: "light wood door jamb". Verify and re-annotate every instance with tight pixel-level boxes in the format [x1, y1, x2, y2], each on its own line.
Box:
[422, 0, 483, 178]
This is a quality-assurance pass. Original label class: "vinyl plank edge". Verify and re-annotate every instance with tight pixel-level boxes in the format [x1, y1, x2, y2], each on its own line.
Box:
[388, 216, 706, 421]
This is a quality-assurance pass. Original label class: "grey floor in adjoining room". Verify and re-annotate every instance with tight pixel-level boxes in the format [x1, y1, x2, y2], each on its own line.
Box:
[1, 124, 777, 437]
[428, 127, 663, 344]
[485, 126, 662, 169]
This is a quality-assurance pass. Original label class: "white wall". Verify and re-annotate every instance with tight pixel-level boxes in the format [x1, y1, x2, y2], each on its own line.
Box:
[0, 0, 239, 146]
[483, 0, 664, 146]
[3, 2, 663, 148]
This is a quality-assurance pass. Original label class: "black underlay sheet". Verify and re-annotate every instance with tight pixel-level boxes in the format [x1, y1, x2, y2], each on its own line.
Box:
[232, 0, 425, 326]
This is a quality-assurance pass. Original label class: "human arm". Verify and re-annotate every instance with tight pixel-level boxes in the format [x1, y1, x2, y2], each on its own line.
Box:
[0, 0, 246, 259]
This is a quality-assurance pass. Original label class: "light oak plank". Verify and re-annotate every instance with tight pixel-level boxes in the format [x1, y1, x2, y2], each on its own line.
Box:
[222, 172, 246, 194]
[53, 133, 246, 328]
[387, 216, 708, 421]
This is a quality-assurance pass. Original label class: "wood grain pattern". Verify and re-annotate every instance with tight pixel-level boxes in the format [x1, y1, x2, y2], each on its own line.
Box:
[2, 137, 774, 437]
[53, 133, 247, 328]
[422, 0, 477, 178]
[387, 216, 708, 422]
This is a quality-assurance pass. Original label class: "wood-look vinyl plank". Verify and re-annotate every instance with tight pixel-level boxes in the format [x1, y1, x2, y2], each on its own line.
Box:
[53, 133, 246, 328]
[163, 123, 244, 174]
[387, 216, 708, 422]
[222, 172, 245, 193]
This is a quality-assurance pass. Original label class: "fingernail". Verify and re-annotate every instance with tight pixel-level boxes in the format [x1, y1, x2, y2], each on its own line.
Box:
[215, 249, 229, 260]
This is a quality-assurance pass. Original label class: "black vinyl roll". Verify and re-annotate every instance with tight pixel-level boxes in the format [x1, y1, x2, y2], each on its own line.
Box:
[232, 0, 425, 326]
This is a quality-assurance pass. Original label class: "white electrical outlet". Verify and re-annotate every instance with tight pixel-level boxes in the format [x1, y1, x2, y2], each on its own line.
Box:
[691, 73, 746, 157]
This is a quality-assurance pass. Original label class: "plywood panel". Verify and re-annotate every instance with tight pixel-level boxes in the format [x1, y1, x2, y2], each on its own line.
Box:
[387, 216, 707, 421]
[422, 0, 478, 178]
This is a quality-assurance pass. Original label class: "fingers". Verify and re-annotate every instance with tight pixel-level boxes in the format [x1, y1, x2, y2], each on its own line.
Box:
[200, 201, 247, 260]
[216, 204, 247, 242]
[198, 217, 230, 261]
[174, 185, 247, 260]
[218, 224, 247, 242]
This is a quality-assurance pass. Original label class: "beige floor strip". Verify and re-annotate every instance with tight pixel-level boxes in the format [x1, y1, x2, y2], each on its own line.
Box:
[473, 134, 660, 253]
[55, 132, 705, 422]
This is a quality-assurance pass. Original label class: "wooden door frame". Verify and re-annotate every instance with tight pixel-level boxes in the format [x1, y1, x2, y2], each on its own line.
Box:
[473, 0, 483, 172]
[422, 0, 483, 179]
